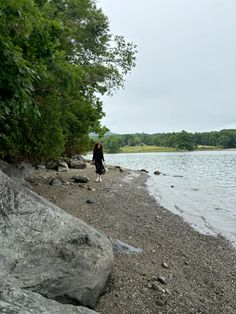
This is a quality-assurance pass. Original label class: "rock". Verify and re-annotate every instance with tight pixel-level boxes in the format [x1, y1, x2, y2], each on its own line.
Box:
[58, 160, 69, 172]
[45, 160, 58, 170]
[171, 185, 174, 188]
[0, 159, 32, 189]
[50, 178, 63, 186]
[156, 294, 168, 306]
[0, 283, 98, 314]
[87, 199, 94, 204]
[71, 155, 85, 162]
[87, 186, 96, 191]
[69, 160, 87, 169]
[140, 169, 148, 173]
[72, 176, 89, 183]
[0, 171, 113, 309]
[162, 261, 169, 268]
[151, 282, 165, 293]
[78, 183, 86, 188]
[37, 164, 46, 170]
[154, 170, 161, 175]
[158, 276, 166, 284]
[19, 162, 35, 177]
[112, 239, 143, 254]
[114, 165, 125, 172]
[165, 288, 171, 295]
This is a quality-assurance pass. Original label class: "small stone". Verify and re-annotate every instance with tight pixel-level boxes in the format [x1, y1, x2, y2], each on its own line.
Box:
[162, 261, 169, 268]
[87, 186, 96, 191]
[72, 176, 89, 183]
[158, 276, 166, 284]
[37, 165, 46, 170]
[151, 282, 165, 293]
[50, 178, 62, 187]
[52, 196, 56, 199]
[165, 288, 171, 295]
[156, 297, 167, 306]
[140, 169, 148, 173]
[150, 276, 158, 281]
[78, 183, 85, 188]
[87, 199, 94, 204]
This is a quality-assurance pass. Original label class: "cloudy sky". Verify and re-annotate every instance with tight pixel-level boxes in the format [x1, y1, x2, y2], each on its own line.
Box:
[98, 0, 236, 134]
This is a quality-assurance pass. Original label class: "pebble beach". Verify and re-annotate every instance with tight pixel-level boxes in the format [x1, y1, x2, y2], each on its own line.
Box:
[28, 162, 236, 314]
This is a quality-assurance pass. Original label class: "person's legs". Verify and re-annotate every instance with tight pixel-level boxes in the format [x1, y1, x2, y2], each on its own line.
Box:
[95, 161, 100, 181]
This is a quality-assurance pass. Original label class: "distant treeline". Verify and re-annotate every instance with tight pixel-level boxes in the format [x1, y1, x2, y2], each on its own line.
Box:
[94, 129, 236, 153]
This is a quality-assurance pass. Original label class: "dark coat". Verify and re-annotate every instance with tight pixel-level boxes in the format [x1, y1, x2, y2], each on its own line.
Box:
[92, 149, 105, 175]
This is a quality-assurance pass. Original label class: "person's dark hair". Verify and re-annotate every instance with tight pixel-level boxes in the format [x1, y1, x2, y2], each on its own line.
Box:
[93, 142, 103, 153]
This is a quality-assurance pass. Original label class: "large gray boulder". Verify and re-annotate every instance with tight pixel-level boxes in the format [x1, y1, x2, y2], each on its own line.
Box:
[0, 283, 97, 314]
[0, 159, 32, 188]
[0, 171, 113, 309]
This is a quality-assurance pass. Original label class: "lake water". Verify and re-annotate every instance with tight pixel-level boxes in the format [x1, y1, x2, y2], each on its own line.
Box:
[102, 151, 236, 246]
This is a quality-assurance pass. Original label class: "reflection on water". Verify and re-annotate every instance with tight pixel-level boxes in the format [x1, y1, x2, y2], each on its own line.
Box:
[103, 151, 236, 246]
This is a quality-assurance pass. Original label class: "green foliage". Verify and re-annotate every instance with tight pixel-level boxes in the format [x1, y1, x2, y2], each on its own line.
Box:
[98, 129, 236, 153]
[104, 136, 122, 153]
[0, 0, 137, 160]
[175, 131, 195, 151]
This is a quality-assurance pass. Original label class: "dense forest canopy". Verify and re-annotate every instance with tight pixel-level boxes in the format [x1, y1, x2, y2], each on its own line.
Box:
[96, 129, 236, 153]
[0, 0, 137, 161]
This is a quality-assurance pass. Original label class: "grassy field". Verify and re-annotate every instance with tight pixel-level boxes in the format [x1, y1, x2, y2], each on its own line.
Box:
[196, 145, 222, 150]
[120, 145, 222, 153]
[120, 146, 178, 153]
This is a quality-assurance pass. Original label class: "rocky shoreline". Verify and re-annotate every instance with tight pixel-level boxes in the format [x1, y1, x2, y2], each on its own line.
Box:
[26, 161, 236, 314]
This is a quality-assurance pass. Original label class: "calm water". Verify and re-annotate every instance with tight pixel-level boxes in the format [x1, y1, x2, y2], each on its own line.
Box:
[102, 151, 236, 246]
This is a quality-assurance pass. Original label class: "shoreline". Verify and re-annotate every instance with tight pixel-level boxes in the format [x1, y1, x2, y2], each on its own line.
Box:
[28, 164, 236, 314]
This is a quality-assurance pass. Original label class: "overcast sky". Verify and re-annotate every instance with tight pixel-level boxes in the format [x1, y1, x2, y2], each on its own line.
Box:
[98, 0, 236, 134]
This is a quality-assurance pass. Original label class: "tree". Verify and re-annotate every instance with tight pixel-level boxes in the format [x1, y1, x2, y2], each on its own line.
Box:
[0, 0, 137, 161]
[105, 136, 122, 153]
[174, 131, 195, 151]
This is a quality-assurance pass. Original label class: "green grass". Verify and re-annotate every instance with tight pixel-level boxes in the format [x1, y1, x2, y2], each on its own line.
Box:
[195, 145, 222, 150]
[120, 145, 223, 153]
[120, 146, 178, 153]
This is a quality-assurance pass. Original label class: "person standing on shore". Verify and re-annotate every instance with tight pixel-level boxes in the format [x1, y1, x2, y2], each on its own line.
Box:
[92, 142, 105, 182]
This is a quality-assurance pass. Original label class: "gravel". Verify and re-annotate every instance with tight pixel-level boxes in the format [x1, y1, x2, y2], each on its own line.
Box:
[28, 164, 236, 314]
